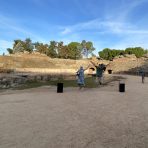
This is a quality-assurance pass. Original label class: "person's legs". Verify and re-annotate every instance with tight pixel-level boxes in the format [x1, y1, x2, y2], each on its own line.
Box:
[78, 77, 85, 89]
[142, 76, 145, 83]
[95, 77, 98, 84]
[98, 77, 102, 85]
[95, 76, 101, 85]
[100, 76, 104, 84]
[95, 76, 102, 85]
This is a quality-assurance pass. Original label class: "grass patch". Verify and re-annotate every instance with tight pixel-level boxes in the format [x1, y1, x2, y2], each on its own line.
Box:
[50, 77, 98, 88]
[14, 75, 125, 90]
[14, 80, 51, 90]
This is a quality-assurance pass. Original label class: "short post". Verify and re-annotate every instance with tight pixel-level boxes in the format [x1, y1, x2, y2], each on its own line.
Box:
[57, 83, 63, 93]
[119, 81, 125, 92]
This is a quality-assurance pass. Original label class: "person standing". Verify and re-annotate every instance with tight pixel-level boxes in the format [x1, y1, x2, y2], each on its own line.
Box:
[139, 69, 145, 83]
[141, 70, 145, 83]
[90, 61, 106, 85]
[76, 65, 89, 89]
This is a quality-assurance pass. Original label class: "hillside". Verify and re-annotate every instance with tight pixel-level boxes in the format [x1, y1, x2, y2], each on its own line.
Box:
[0, 53, 91, 74]
[106, 54, 148, 74]
[0, 53, 148, 75]
[0, 53, 85, 68]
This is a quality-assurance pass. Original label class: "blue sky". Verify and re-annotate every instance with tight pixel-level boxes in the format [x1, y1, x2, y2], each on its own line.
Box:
[0, 0, 148, 55]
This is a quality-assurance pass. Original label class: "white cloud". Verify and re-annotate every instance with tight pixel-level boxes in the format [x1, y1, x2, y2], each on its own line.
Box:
[60, 18, 148, 36]
[58, 16, 148, 52]
[0, 14, 45, 42]
[104, 0, 148, 22]
[59, 19, 101, 35]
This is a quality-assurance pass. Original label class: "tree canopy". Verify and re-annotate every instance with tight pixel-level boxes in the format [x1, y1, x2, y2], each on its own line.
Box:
[7, 39, 95, 59]
[99, 47, 147, 60]
[6, 38, 147, 60]
[125, 47, 145, 58]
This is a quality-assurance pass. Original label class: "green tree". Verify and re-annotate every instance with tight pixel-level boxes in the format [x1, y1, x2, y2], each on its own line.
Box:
[48, 41, 58, 58]
[81, 40, 95, 57]
[7, 48, 13, 54]
[34, 42, 40, 49]
[99, 48, 112, 60]
[57, 42, 69, 59]
[59, 45, 69, 59]
[144, 49, 148, 54]
[68, 42, 82, 59]
[13, 39, 22, 49]
[134, 47, 145, 57]
[13, 40, 24, 53]
[23, 38, 33, 53]
[35, 43, 49, 54]
[125, 47, 134, 54]
[125, 47, 145, 58]
[11, 38, 34, 53]
[99, 48, 125, 60]
[110, 49, 125, 58]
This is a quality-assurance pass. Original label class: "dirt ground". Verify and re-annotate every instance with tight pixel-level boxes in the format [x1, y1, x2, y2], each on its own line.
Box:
[0, 75, 148, 148]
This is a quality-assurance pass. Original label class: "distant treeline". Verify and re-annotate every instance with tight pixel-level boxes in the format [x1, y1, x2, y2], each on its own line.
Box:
[7, 38, 95, 59]
[6, 38, 147, 60]
[99, 47, 148, 60]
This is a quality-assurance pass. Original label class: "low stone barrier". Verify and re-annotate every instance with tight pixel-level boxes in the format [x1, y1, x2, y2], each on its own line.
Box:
[0, 68, 91, 89]
[0, 72, 78, 89]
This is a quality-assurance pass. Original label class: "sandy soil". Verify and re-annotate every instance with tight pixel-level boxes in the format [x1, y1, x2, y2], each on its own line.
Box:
[0, 75, 148, 148]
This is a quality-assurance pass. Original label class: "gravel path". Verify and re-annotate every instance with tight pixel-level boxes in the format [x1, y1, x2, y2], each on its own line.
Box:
[0, 75, 148, 148]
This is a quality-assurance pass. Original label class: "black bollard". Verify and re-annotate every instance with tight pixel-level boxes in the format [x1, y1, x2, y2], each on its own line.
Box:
[57, 83, 63, 93]
[119, 83, 125, 92]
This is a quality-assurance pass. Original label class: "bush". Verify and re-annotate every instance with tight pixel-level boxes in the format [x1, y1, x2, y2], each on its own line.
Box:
[99, 48, 125, 60]
[125, 47, 145, 58]
[99, 47, 145, 60]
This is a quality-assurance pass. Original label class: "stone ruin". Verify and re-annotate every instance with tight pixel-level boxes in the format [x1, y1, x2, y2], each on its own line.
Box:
[0, 73, 75, 89]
